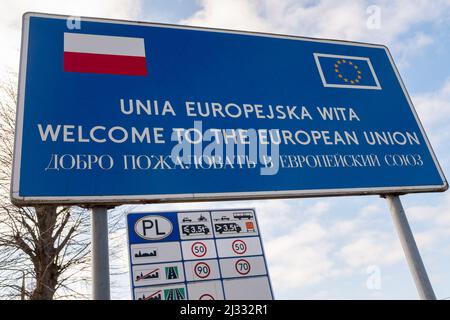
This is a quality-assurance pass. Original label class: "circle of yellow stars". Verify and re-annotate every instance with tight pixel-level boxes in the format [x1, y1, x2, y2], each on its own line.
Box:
[334, 59, 362, 84]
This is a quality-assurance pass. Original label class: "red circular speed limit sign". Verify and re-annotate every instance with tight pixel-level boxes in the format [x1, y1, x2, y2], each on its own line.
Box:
[235, 259, 251, 275]
[199, 293, 215, 300]
[191, 241, 207, 258]
[194, 262, 211, 278]
[232, 239, 247, 255]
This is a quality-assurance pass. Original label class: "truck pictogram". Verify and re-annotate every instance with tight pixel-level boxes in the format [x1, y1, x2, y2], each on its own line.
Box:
[215, 222, 242, 234]
[233, 212, 254, 220]
[181, 224, 210, 236]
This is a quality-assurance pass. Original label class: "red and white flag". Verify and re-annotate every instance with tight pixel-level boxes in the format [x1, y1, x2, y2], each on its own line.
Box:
[64, 33, 147, 76]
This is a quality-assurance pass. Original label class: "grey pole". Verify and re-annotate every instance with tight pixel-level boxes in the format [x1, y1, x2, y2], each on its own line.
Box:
[91, 206, 111, 300]
[385, 195, 436, 300]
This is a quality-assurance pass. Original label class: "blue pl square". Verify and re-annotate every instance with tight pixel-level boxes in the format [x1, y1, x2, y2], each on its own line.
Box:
[127, 212, 180, 244]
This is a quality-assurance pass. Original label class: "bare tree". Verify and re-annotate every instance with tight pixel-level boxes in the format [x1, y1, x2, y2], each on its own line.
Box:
[0, 76, 127, 300]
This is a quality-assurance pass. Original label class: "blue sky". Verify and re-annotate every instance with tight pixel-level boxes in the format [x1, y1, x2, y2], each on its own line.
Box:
[1, 0, 450, 300]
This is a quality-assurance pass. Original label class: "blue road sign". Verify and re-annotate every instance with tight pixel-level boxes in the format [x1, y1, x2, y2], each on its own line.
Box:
[126, 209, 273, 300]
[12, 12, 447, 205]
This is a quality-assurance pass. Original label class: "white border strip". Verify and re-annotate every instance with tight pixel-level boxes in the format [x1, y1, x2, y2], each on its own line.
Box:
[11, 12, 448, 206]
[313, 53, 382, 90]
[10, 13, 30, 204]
[64, 33, 146, 57]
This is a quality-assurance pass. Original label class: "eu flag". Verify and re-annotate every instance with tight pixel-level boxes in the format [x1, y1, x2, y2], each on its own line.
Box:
[314, 53, 381, 89]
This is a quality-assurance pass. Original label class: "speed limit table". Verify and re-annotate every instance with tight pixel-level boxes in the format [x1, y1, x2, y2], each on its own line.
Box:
[126, 209, 273, 300]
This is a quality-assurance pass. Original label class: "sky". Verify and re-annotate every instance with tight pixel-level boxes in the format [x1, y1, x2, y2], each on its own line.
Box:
[1, 0, 450, 300]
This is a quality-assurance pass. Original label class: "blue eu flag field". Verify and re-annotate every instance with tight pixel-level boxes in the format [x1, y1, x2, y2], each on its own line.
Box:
[314, 53, 381, 89]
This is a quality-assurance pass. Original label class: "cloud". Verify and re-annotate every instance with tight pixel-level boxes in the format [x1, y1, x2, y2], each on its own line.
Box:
[393, 32, 434, 68]
[266, 221, 337, 289]
[413, 78, 450, 127]
[181, 0, 450, 65]
[262, 193, 450, 295]
[338, 232, 403, 268]
[406, 192, 450, 249]
[263, 199, 398, 291]
[412, 78, 450, 166]
[408, 194, 450, 227]
[184, 0, 270, 32]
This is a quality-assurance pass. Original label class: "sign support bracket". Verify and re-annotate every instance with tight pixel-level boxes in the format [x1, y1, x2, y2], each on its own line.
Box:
[384, 194, 436, 300]
[91, 206, 111, 300]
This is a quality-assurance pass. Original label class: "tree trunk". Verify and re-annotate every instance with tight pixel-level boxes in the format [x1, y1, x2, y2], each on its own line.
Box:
[30, 206, 59, 300]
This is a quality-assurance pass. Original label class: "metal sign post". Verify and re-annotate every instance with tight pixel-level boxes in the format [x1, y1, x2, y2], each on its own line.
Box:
[91, 206, 111, 300]
[384, 195, 436, 300]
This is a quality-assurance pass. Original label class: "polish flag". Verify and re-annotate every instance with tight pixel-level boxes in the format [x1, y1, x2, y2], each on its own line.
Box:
[64, 33, 147, 76]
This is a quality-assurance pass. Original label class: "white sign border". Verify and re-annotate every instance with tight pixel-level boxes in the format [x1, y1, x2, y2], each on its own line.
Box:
[11, 12, 448, 205]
